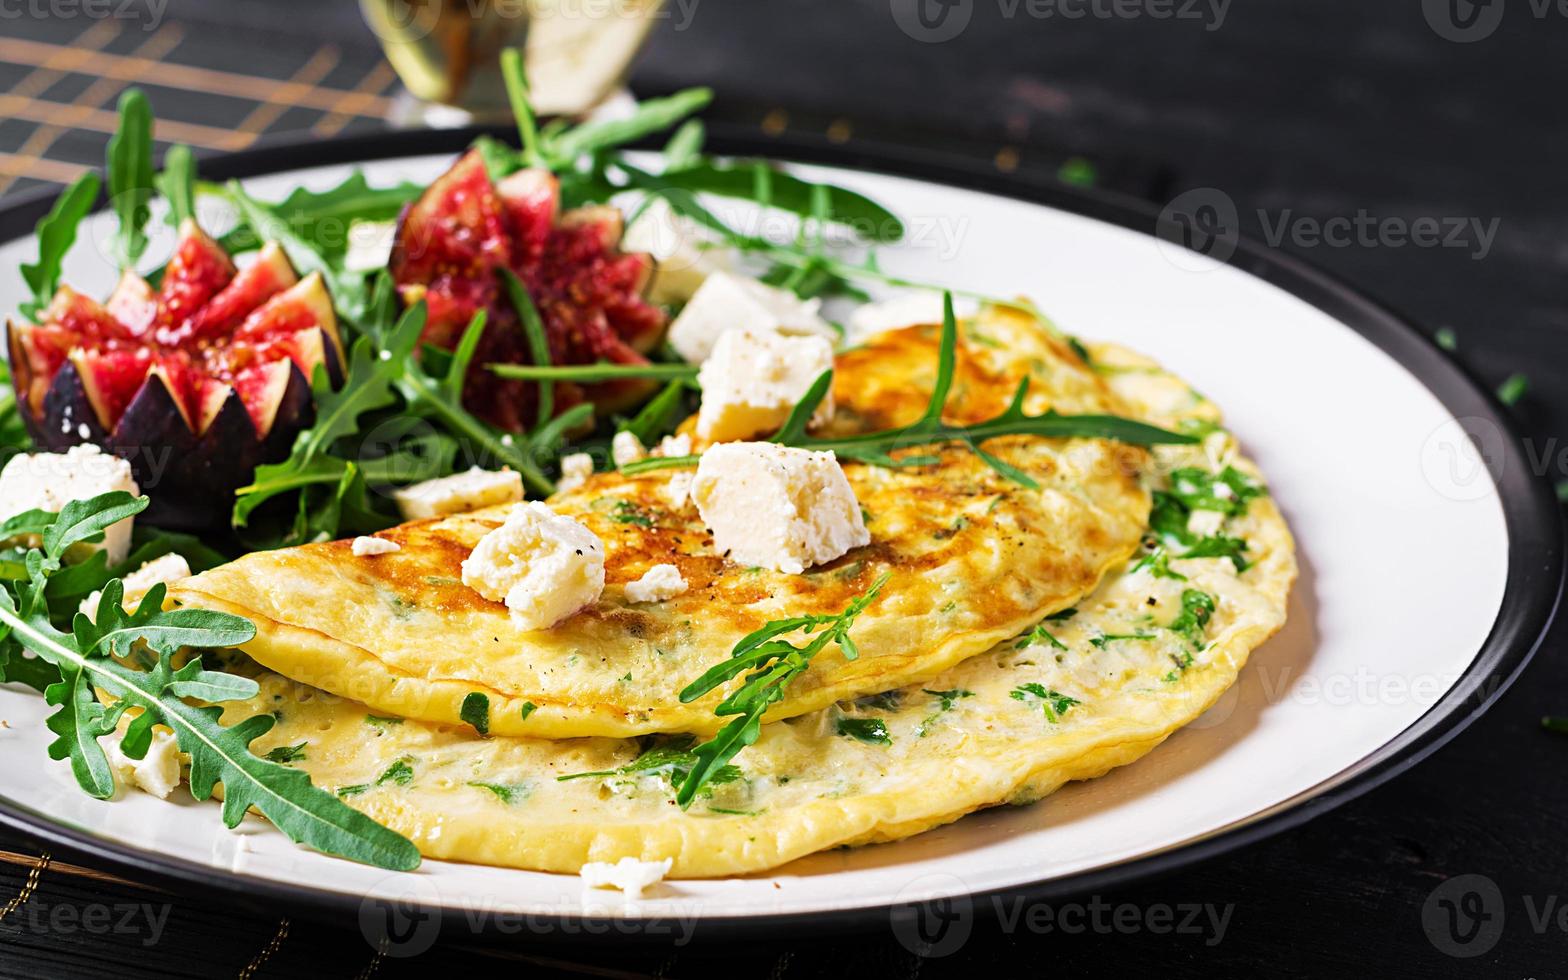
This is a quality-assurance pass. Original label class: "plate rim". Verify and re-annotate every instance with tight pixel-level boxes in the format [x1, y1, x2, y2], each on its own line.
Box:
[0, 124, 1558, 941]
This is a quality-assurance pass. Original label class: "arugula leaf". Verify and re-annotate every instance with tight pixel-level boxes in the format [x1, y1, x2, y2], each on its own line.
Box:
[377, 757, 415, 786]
[556, 735, 744, 799]
[106, 89, 155, 269]
[622, 380, 690, 448]
[461, 692, 491, 735]
[1167, 588, 1216, 651]
[218, 171, 421, 264]
[625, 294, 1195, 480]
[661, 120, 706, 171]
[266, 743, 308, 764]
[0, 495, 420, 870]
[835, 717, 892, 745]
[1016, 621, 1067, 651]
[154, 143, 197, 228]
[916, 688, 973, 737]
[500, 269, 554, 422]
[1010, 683, 1081, 723]
[18, 172, 100, 321]
[489, 362, 697, 384]
[673, 574, 889, 808]
[650, 162, 904, 242]
[500, 48, 543, 167]
[233, 305, 420, 533]
[1167, 467, 1264, 517]
[544, 88, 713, 167]
[468, 781, 528, 804]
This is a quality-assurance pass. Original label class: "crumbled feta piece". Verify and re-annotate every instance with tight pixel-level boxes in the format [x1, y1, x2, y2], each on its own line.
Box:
[692, 443, 869, 574]
[393, 467, 523, 520]
[343, 219, 396, 273]
[696, 326, 835, 442]
[105, 724, 183, 800]
[654, 433, 693, 458]
[625, 563, 688, 604]
[580, 857, 673, 901]
[79, 552, 192, 620]
[1186, 509, 1226, 538]
[846, 291, 948, 343]
[461, 502, 605, 630]
[611, 430, 647, 468]
[621, 198, 735, 305]
[351, 536, 401, 557]
[0, 444, 139, 564]
[557, 452, 595, 493]
[662, 471, 695, 510]
[667, 272, 834, 364]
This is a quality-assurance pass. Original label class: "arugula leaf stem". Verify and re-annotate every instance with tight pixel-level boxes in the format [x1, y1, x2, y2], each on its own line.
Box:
[500, 48, 543, 168]
[488, 362, 698, 383]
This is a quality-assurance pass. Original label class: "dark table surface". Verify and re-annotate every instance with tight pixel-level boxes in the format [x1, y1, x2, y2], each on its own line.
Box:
[1, 1, 1566, 976]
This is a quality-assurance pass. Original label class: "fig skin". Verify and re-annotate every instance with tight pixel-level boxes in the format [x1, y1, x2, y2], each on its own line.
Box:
[8, 315, 341, 532]
[17, 355, 320, 531]
[5, 220, 346, 532]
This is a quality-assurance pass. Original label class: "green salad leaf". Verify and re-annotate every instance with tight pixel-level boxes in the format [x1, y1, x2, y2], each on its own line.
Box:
[154, 143, 197, 229]
[105, 89, 155, 269]
[0, 493, 419, 870]
[673, 574, 889, 807]
[18, 171, 100, 321]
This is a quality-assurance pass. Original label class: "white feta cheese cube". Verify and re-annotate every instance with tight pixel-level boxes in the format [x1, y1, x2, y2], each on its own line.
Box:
[343, 220, 397, 273]
[654, 433, 693, 458]
[80, 552, 192, 620]
[557, 452, 595, 493]
[0, 444, 139, 564]
[611, 430, 647, 468]
[621, 198, 735, 305]
[1186, 509, 1226, 538]
[351, 536, 401, 557]
[696, 326, 835, 442]
[692, 443, 869, 574]
[847, 291, 948, 344]
[580, 856, 673, 901]
[461, 502, 605, 630]
[624, 563, 688, 604]
[393, 467, 523, 520]
[105, 724, 183, 800]
[662, 471, 695, 510]
[667, 272, 834, 364]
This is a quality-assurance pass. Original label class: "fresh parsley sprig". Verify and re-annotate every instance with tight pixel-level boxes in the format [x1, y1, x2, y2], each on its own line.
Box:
[624, 294, 1196, 483]
[673, 573, 890, 808]
[0, 493, 420, 870]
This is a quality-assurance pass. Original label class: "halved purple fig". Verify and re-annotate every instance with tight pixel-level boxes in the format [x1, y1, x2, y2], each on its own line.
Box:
[390, 149, 667, 432]
[5, 220, 343, 530]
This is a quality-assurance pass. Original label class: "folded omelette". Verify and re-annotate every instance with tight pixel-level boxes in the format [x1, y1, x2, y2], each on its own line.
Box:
[173, 310, 1156, 738]
[211, 341, 1295, 877]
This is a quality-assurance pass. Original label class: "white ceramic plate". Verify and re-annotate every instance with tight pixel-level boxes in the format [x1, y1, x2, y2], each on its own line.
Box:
[0, 132, 1556, 942]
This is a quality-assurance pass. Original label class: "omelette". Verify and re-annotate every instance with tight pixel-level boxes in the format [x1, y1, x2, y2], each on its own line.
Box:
[212, 340, 1295, 877]
[172, 310, 1156, 738]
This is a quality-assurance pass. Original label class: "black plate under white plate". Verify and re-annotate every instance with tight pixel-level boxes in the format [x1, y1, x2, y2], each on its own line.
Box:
[0, 128, 1558, 942]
